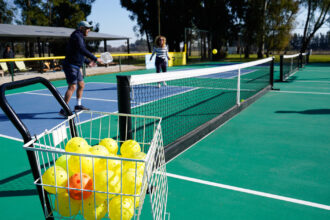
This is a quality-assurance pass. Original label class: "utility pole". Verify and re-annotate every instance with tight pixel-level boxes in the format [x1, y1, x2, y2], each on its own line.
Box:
[157, 0, 161, 36]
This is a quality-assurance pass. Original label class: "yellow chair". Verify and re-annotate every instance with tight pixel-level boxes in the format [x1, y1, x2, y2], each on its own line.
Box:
[15, 61, 31, 71]
[0, 62, 8, 78]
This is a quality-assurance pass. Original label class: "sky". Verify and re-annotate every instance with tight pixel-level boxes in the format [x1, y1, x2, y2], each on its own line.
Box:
[88, 0, 140, 47]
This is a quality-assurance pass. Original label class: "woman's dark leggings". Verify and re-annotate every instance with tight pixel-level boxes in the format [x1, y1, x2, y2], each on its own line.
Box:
[155, 57, 167, 73]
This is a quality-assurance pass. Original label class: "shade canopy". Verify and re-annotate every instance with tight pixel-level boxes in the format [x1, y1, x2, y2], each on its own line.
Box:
[0, 24, 129, 41]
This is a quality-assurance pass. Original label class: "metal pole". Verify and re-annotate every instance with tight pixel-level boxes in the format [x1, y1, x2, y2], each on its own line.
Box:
[82, 63, 86, 77]
[280, 55, 284, 82]
[37, 38, 43, 73]
[157, 0, 161, 35]
[117, 75, 132, 141]
[236, 69, 241, 106]
[270, 57, 274, 89]
[119, 56, 122, 72]
[9, 62, 14, 82]
[127, 39, 130, 54]
[104, 40, 107, 52]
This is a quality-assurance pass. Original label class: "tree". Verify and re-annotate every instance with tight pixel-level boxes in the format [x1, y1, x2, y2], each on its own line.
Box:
[264, 0, 299, 55]
[121, 0, 240, 59]
[14, 0, 48, 25]
[239, 0, 262, 58]
[196, 0, 240, 59]
[0, 0, 16, 24]
[120, 0, 156, 52]
[14, 0, 96, 27]
[240, 0, 299, 58]
[300, 0, 330, 53]
[14, 0, 98, 56]
[121, 0, 197, 52]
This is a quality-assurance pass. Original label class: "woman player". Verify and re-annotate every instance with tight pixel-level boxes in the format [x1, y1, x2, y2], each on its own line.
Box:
[150, 35, 170, 87]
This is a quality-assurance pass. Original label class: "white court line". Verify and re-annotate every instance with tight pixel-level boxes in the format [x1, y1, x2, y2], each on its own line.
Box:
[271, 90, 330, 95]
[86, 82, 116, 84]
[24, 92, 118, 102]
[166, 172, 330, 210]
[3, 85, 68, 96]
[4, 82, 116, 96]
[0, 133, 23, 142]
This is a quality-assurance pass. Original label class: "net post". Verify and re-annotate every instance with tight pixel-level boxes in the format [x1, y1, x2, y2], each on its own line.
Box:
[280, 55, 284, 82]
[117, 75, 132, 141]
[307, 50, 310, 63]
[9, 62, 14, 82]
[236, 68, 241, 106]
[270, 57, 274, 89]
[299, 53, 303, 68]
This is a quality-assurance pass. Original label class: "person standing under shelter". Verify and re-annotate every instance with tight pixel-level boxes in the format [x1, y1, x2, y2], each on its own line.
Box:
[2, 45, 15, 74]
[150, 35, 170, 88]
[59, 21, 102, 117]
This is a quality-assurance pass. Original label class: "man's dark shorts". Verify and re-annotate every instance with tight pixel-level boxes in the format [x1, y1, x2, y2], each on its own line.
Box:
[63, 63, 83, 84]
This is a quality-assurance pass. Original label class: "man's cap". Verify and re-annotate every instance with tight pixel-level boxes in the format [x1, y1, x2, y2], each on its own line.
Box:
[78, 21, 93, 29]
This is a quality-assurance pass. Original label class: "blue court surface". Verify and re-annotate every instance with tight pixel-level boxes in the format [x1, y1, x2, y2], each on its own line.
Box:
[1, 67, 255, 140]
[0, 82, 197, 139]
[0, 82, 118, 139]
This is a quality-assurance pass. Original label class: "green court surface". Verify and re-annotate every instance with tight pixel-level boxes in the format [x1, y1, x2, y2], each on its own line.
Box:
[0, 63, 329, 219]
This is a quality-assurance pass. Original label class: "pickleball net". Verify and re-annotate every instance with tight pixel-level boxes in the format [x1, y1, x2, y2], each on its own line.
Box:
[280, 53, 300, 81]
[117, 57, 274, 161]
[280, 51, 310, 82]
[301, 52, 309, 68]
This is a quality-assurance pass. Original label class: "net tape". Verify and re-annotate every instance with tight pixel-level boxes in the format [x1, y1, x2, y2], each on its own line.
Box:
[130, 57, 273, 86]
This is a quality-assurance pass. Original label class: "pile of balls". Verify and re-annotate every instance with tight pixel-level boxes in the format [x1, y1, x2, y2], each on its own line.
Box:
[41, 137, 147, 220]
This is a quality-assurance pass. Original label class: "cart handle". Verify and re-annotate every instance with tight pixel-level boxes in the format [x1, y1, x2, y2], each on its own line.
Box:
[0, 77, 74, 143]
[0, 77, 75, 220]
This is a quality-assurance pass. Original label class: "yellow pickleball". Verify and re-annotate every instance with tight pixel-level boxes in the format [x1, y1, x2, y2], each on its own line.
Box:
[106, 153, 122, 171]
[94, 169, 121, 201]
[81, 196, 107, 220]
[122, 168, 143, 195]
[99, 138, 118, 154]
[41, 165, 68, 194]
[65, 137, 89, 153]
[55, 155, 74, 177]
[89, 145, 110, 172]
[212, 49, 218, 55]
[55, 155, 70, 171]
[55, 193, 81, 217]
[120, 140, 141, 157]
[68, 148, 93, 175]
[123, 152, 146, 175]
[109, 196, 135, 220]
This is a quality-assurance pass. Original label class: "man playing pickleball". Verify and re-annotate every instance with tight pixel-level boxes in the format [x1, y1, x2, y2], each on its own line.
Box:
[59, 21, 102, 117]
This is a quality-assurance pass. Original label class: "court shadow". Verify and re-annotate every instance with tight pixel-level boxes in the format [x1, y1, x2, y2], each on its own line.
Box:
[308, 63, 330, 67]
[0, 169, 37, 197]
[84, 86, 117, 92]
[0, 111, 63, 121]
[290, 77, 330, 81]
[275, 109, 330, 115]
